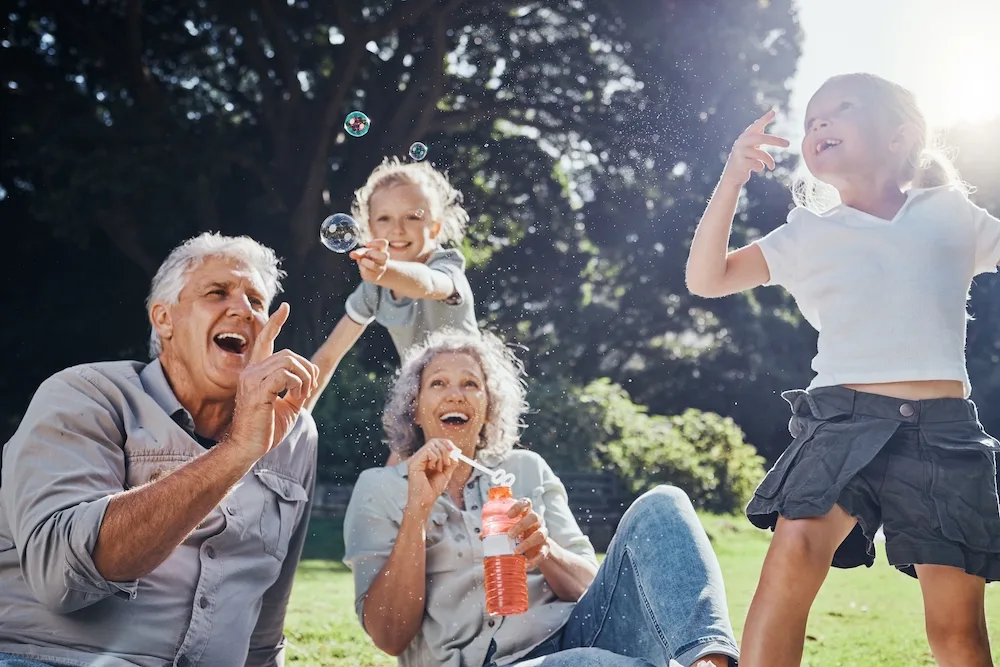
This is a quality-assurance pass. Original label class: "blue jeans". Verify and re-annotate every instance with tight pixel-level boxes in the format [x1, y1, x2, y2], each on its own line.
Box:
[0, 655, 53, 667]
[487, 486, 739, 667]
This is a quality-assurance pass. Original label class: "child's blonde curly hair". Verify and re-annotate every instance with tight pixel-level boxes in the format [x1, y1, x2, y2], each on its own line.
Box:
[351, 156, 470, 245]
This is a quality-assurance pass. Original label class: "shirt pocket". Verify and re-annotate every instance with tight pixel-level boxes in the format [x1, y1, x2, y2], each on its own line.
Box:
[425, 509, 458, 574]
[255, 468, 309, 560]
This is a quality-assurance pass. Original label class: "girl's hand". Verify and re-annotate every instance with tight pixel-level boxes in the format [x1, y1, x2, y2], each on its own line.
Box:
[721, 109, 790, 187]
[350, 239, 390, 283]
[506, 498, 552, 570]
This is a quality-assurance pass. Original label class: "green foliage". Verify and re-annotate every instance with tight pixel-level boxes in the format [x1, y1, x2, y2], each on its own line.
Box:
[524, 378, 766, 513]
[310, 352, 393, 483]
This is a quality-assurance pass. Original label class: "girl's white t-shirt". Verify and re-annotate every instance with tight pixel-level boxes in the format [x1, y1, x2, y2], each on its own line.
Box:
[754, 185, 1000, 397]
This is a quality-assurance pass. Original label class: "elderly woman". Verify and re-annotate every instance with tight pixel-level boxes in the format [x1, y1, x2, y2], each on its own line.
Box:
[343, 330, 740, 667]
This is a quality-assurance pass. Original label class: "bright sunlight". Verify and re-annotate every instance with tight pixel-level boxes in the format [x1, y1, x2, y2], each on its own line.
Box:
[789, 0, 1000, 138]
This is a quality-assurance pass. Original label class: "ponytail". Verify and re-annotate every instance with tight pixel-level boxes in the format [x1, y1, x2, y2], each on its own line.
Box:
[906, 145, 968, 193]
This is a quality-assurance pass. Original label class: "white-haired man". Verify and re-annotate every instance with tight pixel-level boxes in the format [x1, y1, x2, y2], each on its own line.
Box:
[0, 233, 320, 667]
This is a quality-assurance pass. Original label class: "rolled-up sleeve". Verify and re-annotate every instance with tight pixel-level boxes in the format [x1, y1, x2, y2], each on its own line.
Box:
[342, 471, 398, 630]
[427, 249, 472, 304]
[0, 368, 137, 613]
[345, 282, 378, 325]
[533, 461, 598, 565]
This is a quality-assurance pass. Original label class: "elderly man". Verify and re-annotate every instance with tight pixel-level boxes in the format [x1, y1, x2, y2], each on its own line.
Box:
[0, 233, 320, 667]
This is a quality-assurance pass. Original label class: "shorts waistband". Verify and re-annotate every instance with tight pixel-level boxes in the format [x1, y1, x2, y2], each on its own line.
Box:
[782, 386, 980, 424]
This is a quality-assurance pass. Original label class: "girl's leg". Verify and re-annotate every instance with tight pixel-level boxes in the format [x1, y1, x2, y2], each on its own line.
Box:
[915, 564, 992, 667]
[739, 505, 857, 667]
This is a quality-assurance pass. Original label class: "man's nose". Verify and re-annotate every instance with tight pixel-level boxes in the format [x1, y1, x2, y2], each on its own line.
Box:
[227, 294, 254, 319]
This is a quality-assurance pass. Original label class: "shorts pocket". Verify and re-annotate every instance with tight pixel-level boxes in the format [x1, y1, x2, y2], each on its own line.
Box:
[927, 442, 1000, 551]
[255, 469, 309, 560]
[754, 418, 824, 500]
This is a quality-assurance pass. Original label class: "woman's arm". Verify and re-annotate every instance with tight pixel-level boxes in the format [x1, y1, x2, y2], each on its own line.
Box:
[536, 541, 598, 601]
[356, 439, 459, 656]
[361, 508, 430, 655]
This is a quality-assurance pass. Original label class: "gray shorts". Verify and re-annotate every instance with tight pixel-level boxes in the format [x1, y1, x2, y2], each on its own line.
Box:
[746, 386, 1000, 581]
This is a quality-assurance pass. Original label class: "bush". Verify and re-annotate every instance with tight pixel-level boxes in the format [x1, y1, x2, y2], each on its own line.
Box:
[524, 378, 766, 514]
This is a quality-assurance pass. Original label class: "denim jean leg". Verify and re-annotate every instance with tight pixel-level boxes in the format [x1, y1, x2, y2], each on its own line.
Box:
[555, 486, 739, 666]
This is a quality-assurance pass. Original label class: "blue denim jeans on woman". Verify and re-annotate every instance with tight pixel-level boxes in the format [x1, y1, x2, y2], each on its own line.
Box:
[0, 655, 53, 667]
[485, 486, 740, 667]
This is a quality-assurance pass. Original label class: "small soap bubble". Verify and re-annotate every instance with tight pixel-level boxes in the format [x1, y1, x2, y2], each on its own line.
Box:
[408, 141, 428, 161]
[319, 213, 361, 253]
[344, 111, 370, 137]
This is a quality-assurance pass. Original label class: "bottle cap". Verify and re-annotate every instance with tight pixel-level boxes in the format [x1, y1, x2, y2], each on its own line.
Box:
[487, 486, 513, 500]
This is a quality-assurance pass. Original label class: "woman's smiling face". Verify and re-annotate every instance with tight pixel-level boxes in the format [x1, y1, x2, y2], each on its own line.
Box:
[414, 351, 489, 450]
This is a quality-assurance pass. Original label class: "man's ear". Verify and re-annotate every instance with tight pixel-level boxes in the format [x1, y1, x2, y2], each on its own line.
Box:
[150, 302, 173, 348]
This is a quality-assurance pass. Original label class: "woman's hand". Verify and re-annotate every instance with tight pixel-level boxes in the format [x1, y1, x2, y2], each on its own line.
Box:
[506, 498, 552, 570]
[404, 438, 459, 520]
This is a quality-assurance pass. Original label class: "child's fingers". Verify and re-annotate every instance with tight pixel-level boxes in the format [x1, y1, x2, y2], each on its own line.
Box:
[747, 148, 776, 171]
[368, 239, 390, 252]
[750, 109, 776, 132]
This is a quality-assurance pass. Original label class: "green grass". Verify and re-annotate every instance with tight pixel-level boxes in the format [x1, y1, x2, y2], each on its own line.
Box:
[285, 516, 1000, 666]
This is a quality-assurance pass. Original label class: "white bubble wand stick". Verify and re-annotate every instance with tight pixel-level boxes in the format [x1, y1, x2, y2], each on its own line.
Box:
[449, 445, 516, 487]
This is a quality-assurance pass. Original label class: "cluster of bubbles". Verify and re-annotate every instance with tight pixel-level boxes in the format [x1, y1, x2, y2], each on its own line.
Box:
[320, 112, 431, 252]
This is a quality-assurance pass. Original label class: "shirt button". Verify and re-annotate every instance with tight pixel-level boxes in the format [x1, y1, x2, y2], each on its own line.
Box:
[474, 527, 481, 534]
[199, 596, 209, 609]
[457, 551, 463, 557]
[471, 505, 479, 510]
[467, 481, 475, 489]
[488, 620, 496, 627]
[899, 403, 915, 418]
[226, 506, 236, 516]
[177, 656, 189, 667]
[205, 546, 216, 559]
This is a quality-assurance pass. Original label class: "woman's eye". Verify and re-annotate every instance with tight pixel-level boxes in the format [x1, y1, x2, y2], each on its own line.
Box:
[839, 101, 853, 110]
[429, 379, 444, 387]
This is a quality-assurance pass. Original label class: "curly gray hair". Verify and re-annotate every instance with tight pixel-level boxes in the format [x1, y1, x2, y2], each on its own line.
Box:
[382, 329, 528, 460]
[351, 156, 470, 246]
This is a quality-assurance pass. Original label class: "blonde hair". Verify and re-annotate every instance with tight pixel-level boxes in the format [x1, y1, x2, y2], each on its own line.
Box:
[381, 329, 528, 460]
[793, 73, 968, 212]
[351, 156, 470, 245]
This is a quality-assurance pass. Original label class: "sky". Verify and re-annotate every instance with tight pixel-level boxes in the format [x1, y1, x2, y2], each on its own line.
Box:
[784, 0, 1000, 142]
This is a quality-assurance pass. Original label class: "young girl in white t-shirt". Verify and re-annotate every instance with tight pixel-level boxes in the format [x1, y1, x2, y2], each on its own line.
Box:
[686, 73, 1000, 667]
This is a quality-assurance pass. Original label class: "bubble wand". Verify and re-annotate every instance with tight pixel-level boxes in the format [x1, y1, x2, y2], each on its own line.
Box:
[449, 446, 516, 487]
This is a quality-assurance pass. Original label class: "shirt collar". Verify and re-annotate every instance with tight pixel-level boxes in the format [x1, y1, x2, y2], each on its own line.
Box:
[140, 358, 196, 433]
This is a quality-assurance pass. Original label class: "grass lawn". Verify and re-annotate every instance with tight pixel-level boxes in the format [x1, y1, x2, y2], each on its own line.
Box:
[285, 515, 1000, 666]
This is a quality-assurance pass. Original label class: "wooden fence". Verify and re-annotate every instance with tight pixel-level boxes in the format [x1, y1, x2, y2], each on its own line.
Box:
[314, 471, 631, 552]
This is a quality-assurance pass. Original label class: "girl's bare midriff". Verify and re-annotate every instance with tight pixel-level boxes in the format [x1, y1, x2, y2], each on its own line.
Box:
[842, 379, 965, 401]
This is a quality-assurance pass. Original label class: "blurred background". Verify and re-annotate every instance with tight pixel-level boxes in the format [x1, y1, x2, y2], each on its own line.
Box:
[2, 0, 998, 513]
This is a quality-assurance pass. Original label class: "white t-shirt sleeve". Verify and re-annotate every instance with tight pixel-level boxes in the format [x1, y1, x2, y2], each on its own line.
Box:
[754, 208, 806, 288]
[969, 198, 1000, 276]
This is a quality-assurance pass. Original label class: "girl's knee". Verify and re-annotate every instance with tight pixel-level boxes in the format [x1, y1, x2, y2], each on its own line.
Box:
[771, 518, 844, 567]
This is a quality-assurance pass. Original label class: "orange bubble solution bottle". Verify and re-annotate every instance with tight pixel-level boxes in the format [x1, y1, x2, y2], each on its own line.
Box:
[481, 486, 528, 616]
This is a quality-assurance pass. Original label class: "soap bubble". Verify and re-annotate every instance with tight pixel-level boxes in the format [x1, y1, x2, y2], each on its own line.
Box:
[319, 214, 361, 253]
[408, 141, 428, 161]
[344, 111, 370, 137]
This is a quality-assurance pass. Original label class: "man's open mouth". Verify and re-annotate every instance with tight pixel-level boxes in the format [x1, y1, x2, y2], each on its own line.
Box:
[213, 332, 248, 355]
